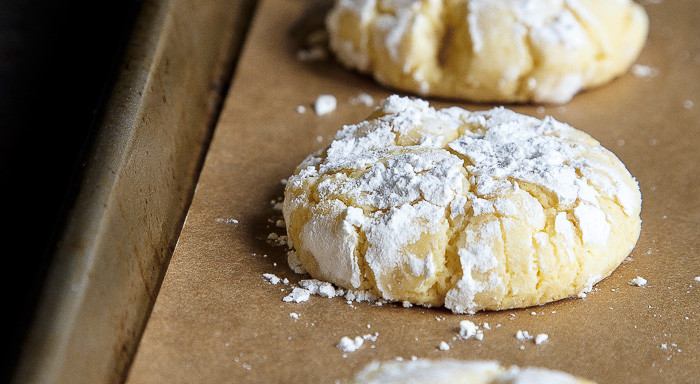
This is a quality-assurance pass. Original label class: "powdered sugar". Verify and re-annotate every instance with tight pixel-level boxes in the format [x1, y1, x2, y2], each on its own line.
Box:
[459, 320, 478, 339]
[535, 333, 549, 344]
[336, 336, 364, 352]
[516, 330, 534, 341]
[299, 279, 340, 298]
[314, 94, 337, 116]
[285, 95, 640, 313]
[631, 64, 658, 78]
[351, 359, 588, 383]
[282, 287, 311, 303]
[629, 276, 647, 286]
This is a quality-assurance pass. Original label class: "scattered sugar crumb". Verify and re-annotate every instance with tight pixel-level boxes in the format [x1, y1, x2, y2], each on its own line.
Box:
[296, 105, 306, 114]
[438, 341, 450, 351]
[215, 217, 238, 224]
[336, 336, 364, 352]
[629, 276, 648, 286]
[535, 334, 549, 344]
[459, 320, 478, 339]
[475, 331, 484, 341]
[266, 232, 288, 247]
[516, 330, 533, 341]
[289, 312, 300, 319]
[402, 301, 413, 308]
[684, 100, 694, 109]
[362, 333, 379, 342]
[349, 92, 374, 107]
[577, 277, 597, 298]
[314, 94, 337, 116]
[275, 219, 285, 228]
[694, 276, 700, 282]
[316, 135, 323, 142]
[282, 287, 311, 303]
[631, 64, 658, 78]
[263, 273, 281, 285]
[299, 279, 340, 298]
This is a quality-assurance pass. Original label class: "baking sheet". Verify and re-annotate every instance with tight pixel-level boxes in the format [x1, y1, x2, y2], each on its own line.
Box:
[126, 0, 699, 382]
[12, 1, 253, 383]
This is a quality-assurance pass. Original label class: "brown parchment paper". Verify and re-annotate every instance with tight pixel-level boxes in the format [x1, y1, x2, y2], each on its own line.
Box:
[126, 0, 699, 382]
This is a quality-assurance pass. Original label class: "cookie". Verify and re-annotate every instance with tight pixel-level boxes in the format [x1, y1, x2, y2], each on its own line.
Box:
[283, 95, 641, 314]
[349, 359, 595, 384]
[326, 0, 648, 103]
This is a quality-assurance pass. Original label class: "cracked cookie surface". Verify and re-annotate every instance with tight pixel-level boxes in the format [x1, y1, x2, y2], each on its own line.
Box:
[326, 0, 648, 103]
[283, 95, 641, 313]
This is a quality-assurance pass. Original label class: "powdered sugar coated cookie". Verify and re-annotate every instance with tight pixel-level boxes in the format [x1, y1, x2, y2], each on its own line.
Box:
[326, 0, 648, 103]
[283, 95, 641, 313]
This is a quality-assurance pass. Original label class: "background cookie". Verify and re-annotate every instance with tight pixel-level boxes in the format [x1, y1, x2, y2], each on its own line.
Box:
[283, 95, 641, 314]
[349, 359, 595, 384]
[326, 0, 648, 103]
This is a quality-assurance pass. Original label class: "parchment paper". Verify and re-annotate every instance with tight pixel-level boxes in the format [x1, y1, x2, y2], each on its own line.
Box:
[127, 0, 699, 382]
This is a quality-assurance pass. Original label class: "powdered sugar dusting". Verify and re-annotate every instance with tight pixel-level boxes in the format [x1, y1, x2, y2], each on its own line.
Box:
[351, 359, 588, 383]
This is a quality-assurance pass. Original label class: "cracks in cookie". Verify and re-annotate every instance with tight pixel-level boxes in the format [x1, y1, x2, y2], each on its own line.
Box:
[437, 25, 454, 69]
[513, 22, 540, 102]
[443, 144, 475, 169]
[517, 181, 558, 212]
[442, 0, 475, 91]
[497, 218, 515, 305]
[438, 204, 469, 299]
[563, 1, 608, 63]
[353, 224, 381, 295]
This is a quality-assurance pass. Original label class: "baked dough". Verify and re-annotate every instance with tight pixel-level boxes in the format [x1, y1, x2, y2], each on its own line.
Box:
[326, 0, 648, 103]
[349, 359, 595, 384]
[283, 95, 641, 314]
